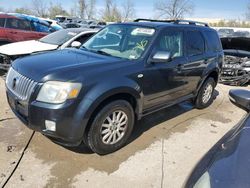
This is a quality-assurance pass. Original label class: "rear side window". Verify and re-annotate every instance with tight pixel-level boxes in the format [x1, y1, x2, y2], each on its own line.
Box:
[187, 31, 205, 56]
[75, 33, 94, 44]
[204, 31, 222, 52]
[6, 18, 20, 29]
[18, 20, 31, 31]
[0, 18, 5, 27]
[32, 22, 51, 33]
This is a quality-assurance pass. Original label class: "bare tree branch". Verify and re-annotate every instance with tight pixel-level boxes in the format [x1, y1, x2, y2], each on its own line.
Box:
[154, 0, 194, 20]
[78, 0, 87, 18]
[101, 0, 121, 22]
[122, 0, 135, 22]
[86, 0, 96, 19]
[31, 0, 48, 17]
[247, 1, 250, 20]
[48, 2, 69, 19]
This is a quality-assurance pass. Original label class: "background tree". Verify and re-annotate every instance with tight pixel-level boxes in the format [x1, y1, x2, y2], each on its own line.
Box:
[122, 0, 135, 21]
[78, 0, 87, 18]
[101, 0, 121, 22]
[154, 0, 194, 20]
[14, 7, 33, 15]
[48, 3, 69, 19]
[85, 0, 96, 19]
[31, 0, 48, 17]
[247, 1, 250, 20]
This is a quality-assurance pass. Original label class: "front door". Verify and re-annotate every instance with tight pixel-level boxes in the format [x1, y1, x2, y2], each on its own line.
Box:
[142, 29, 189, 110]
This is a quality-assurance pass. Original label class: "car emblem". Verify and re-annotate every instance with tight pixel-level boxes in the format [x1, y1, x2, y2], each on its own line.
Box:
[12, 77, 19, 90]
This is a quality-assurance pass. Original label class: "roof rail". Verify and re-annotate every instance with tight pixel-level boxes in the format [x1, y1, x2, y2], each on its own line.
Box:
[134, 18, 209, 27]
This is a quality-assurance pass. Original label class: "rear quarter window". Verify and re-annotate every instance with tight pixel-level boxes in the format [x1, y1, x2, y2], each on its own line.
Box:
[204, 31, 222, 52]
[186, 31, 205, 56]
[0, 18, 5, 27]
[5, 18, 20, 29]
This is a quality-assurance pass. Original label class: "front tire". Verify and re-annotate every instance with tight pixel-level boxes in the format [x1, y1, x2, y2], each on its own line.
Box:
[195, 78, 216, 109]
[87, 100, 135, 155]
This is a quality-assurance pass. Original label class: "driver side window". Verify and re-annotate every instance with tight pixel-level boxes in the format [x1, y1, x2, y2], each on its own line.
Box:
[155, 30, 183, 58]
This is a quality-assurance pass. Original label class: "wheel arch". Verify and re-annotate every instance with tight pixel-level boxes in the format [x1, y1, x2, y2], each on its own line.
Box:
[195, 68, 219, 96]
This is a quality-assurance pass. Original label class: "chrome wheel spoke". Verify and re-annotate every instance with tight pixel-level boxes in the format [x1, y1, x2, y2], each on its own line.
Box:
[102, 131, 111, 141]
[102, 124, 110, 128]
[112, 132, 116, 143]
[106, 132, 113, 144]
[116, 131, 122, 138]
[101, 129, 110, 134]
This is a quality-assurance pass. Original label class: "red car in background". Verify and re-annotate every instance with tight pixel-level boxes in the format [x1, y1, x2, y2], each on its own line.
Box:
[0, 14, 52, 45]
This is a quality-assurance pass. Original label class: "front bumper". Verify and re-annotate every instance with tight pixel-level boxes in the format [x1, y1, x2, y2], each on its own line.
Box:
[6, 89, 88, 147]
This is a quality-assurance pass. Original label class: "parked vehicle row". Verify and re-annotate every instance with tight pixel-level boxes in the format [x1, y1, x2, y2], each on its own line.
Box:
[5, 19, 223, 154]
[0, 28, 98, 70]
[55, 15, 107, 29]
[0, 13, 60, 46]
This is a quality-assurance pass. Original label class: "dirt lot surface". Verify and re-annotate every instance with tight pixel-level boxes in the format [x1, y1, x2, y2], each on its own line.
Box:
[0, 75, 249, 188]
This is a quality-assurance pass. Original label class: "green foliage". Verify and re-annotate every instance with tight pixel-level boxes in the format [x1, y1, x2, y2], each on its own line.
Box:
[14, 8, 33, 15]
[210, 20, 250, 28]
[48, 3, 70, 19]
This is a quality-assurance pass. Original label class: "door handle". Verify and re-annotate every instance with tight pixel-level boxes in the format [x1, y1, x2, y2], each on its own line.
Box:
[204, 59, 209, 64]
[10, 31, 18, 34]
[177, 64, 183, 73]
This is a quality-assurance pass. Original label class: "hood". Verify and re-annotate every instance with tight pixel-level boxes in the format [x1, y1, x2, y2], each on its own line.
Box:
[221, 37, 250, 52]
[12, 49, 124, 82]
[0, 40, 58, 56]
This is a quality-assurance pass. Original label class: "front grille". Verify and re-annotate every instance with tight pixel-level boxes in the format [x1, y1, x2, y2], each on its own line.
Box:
[6, 68, 37, 101]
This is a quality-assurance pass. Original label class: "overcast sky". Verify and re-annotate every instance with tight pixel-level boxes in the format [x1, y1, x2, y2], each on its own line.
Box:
[0, 0, 249, 20]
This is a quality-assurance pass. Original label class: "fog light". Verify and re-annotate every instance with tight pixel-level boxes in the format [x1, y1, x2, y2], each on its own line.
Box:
[45, 120, 56, 132]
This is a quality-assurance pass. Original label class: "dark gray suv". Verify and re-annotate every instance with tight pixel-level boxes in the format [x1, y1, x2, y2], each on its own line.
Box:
[6, 19, 223, 154]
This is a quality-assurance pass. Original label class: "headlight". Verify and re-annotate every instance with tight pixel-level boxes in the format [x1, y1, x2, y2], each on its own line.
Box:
[37, 81, 82, 104]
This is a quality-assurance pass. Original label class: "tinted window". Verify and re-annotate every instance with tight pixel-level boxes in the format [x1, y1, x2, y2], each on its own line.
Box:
[6, 18, 20, 29]
[155, 30, 183, 58]
[18, 20, 31, 31]
[0, 18, 5, 27]
[204, 31, 222, 52]
[32, 22, 50, 33]
[74, 33, 94, 44]
[39, 29, 81, 45]
[187, 31, 205, 56]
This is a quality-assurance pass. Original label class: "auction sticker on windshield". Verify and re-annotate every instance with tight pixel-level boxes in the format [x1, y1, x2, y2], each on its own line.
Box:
[131, 28, 155, 36]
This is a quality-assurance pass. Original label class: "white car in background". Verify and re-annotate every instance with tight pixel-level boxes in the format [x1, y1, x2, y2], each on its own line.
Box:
[0, 28, 98, 70]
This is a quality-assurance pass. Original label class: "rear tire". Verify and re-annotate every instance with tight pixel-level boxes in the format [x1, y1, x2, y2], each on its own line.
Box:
[87, 100, 134, 155]
[195, 77, 216, 109]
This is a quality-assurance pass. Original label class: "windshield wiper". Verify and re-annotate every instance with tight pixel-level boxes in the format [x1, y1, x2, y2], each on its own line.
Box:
[95, 50, 112, 57]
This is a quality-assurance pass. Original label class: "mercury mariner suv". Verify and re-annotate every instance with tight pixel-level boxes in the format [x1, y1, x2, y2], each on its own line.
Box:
[5, 19, 223, 155]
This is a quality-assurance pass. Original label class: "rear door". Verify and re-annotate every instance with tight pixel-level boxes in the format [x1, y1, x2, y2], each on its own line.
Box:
[183, 30, 207, 94]
[30, 22, 49, 39]
[0, 18, 7, 44]
[5, 18, 24, 42]
[143, 29, 189, 109]
[18, 19, 38, 41]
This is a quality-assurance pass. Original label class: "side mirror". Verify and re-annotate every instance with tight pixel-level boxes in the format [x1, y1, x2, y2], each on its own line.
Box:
[71, 41, 82, 48]
[150, 51, 171, 63]
[229, 89, 250, 112]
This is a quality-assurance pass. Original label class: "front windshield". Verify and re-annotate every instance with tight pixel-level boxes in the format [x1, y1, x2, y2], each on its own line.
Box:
[82, 24, 156, 60]
[39, 29, 80, 45]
